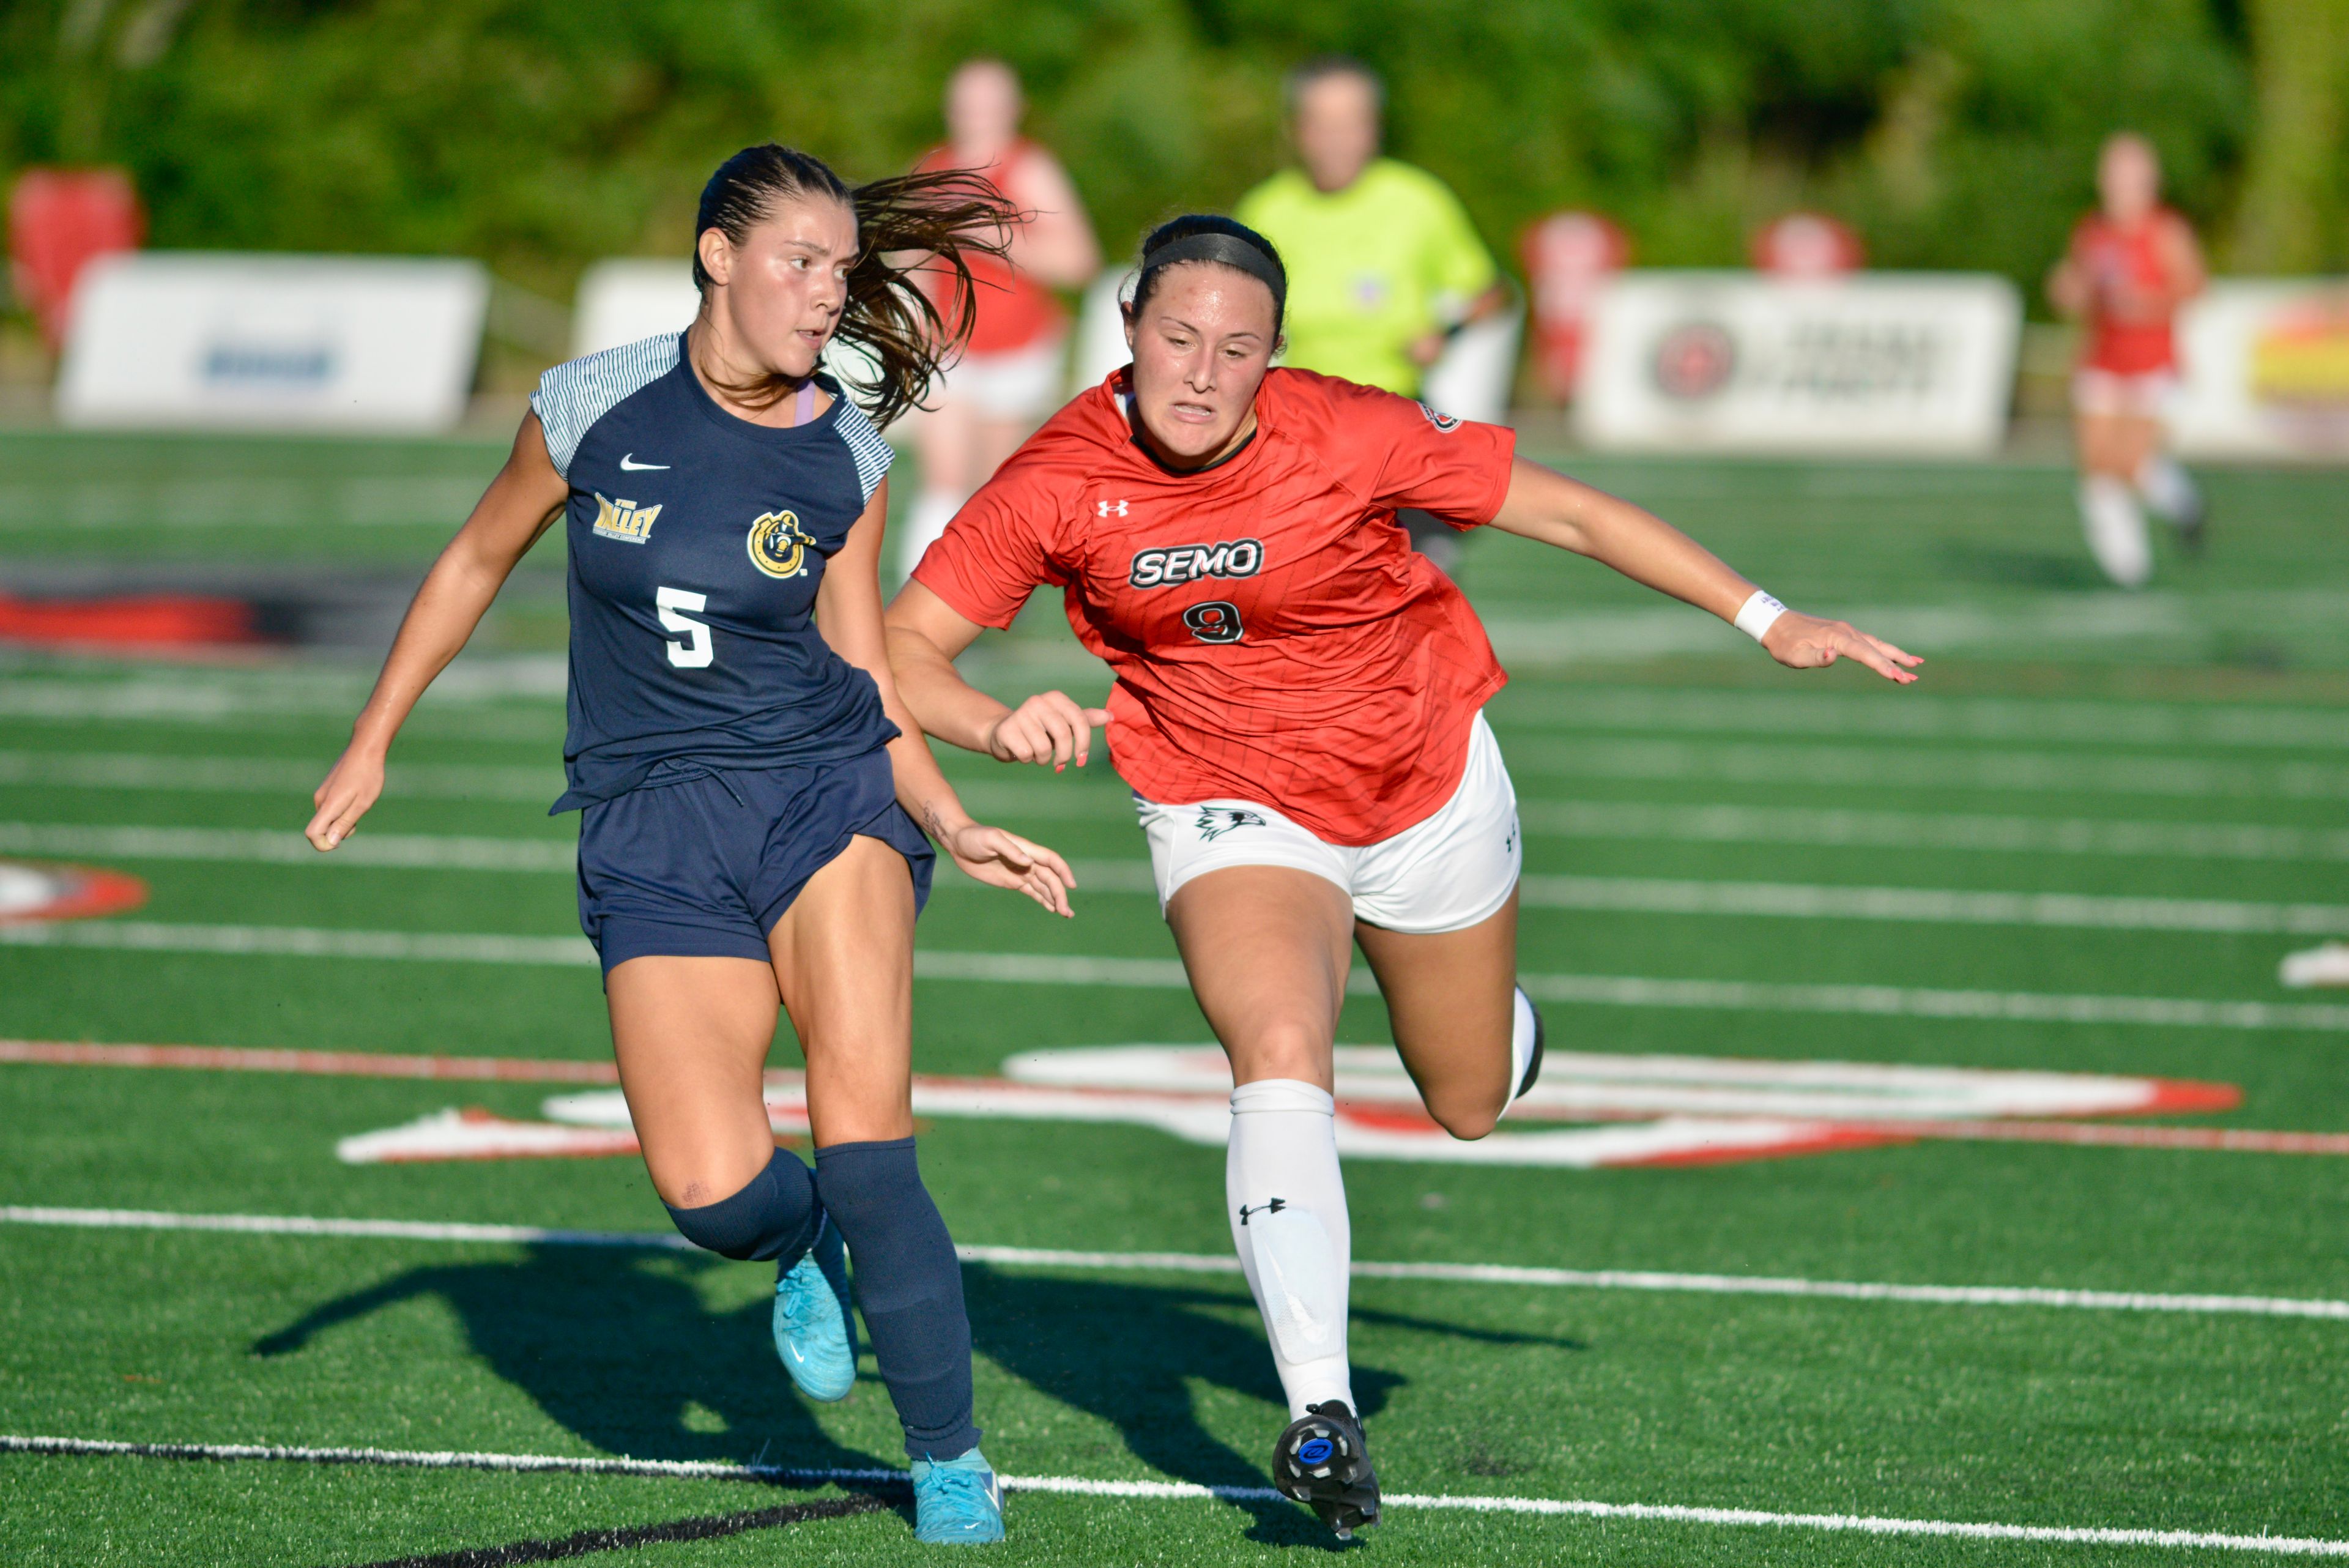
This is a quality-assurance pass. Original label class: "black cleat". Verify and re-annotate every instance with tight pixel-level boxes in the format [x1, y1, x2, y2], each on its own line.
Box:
[1514, 984, 1546, 1100]
[1272, 1400, 1380, 1539]
[2172, 492, 2208, 555]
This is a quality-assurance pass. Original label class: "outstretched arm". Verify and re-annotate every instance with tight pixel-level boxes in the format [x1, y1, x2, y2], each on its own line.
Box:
[820, 483, 1080, 917]
[885, 581, 1110, 770]
[305, 414, 570, 850]
[1486, 457, 1920, 683]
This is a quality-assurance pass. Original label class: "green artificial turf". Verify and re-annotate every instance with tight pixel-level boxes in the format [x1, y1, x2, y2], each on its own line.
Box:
[1, 434, 2347, 1563]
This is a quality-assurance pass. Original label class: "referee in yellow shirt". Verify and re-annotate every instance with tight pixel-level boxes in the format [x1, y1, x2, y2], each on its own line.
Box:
[1237, 56, 1512, 571]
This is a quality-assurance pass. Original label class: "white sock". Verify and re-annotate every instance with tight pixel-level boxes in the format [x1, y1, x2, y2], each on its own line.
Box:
[897, 489, 964, 584]
[1504, 985, 1538, 1116]
[2134, 454, 2201, 524]
[2080, 475, 2151, 588]
[1226, 1079, 1353, 1419]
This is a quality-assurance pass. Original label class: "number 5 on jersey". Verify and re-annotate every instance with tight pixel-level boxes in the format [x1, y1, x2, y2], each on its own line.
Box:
[656, 586, 713, 669]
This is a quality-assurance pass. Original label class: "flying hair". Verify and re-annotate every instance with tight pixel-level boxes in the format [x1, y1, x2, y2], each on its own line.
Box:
[1127, 215, 1288, 336]
[692, 143, 1018, 427]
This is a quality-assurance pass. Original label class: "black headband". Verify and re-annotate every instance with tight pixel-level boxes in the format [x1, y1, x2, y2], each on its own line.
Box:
[1139, 232, 1286, 312]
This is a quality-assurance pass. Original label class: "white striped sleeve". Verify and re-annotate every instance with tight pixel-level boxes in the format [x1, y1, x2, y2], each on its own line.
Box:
[529, 335, 682, 480]
[833, 399, 896, 507]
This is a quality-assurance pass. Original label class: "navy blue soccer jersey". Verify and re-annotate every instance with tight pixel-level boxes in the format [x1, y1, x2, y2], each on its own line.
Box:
[530, 333, 901, 812]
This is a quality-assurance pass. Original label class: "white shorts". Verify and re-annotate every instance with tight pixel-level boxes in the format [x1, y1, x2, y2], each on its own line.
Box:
[933, 336, 1067, 420]
[1134, 712, 1521, 935]
[2073, 368, 2178, 420]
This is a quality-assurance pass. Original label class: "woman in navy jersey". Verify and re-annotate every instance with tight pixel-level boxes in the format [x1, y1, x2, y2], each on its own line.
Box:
[306, 144, 1063, 1544]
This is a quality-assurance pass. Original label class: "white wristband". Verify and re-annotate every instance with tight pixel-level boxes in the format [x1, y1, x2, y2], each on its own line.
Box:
[1734, 590, 1787, 644]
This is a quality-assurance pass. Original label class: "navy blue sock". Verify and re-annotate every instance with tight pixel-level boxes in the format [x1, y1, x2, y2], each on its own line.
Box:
[813, 1137, 979, 1460]
[664, 1147, 822, 1268]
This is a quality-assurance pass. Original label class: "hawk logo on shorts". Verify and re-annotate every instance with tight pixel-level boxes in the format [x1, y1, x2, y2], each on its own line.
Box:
[1418, 402, 1462, 433]
[591, 493, 661, 544]
[1183, 600, 1244, 644]
[746, 509, 817, 579]
[1237, 1197, 1286, 1225]
[1196, 806, 1267, 841]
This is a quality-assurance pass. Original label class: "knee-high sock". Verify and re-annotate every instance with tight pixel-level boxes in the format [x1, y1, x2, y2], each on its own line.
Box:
[897, 490, 963, 584]
[1504, 985, 1540, 1116]
[1226, 1079, 1353, 1419]
[663, 1147, 820, 1266]
[2135, 453, 2202, 524]
[2080, 475, 2151, 588]
[813, 1137, 981, 1460]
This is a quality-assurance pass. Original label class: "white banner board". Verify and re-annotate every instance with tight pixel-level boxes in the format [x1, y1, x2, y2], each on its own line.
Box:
[571, 258, 896, 417]
[1577, 271, 2021, 455]
[573, 259, 699, 359]
[58, 253, 488, 432]
[2172, 280, 2349, 461]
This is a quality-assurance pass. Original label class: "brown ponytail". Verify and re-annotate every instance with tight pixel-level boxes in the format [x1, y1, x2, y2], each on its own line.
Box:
[692, 144, 1018, 428]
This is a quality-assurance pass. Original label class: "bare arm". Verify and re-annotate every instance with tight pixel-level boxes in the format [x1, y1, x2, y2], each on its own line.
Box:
[1003, 151, 1100, 289]
[885, 581, 1110, 770]
[305, 414, 569, 850]
[2159, 215, 2207, 307]
[819, 482, 1079, 915]
[1486, 457, 1921, 683]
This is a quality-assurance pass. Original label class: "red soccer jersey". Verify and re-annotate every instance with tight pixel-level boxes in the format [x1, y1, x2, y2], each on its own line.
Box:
[2072, 208, 2191, 376]
[912, 367, 1516, 845]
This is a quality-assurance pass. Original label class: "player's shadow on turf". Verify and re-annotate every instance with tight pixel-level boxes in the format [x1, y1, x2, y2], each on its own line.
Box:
[251, 1246, 881, 1472]
[962, 1266, 1581, 1550]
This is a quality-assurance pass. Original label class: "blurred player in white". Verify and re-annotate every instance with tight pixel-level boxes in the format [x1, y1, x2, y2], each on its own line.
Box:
[900, 59, 1100, 580]
[2047, 133, 2208, 587]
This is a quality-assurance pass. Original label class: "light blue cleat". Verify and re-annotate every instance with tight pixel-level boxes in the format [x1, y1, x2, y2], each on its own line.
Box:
[911, 1449, 1006, 1545]
[771, 1214, 855, 1403]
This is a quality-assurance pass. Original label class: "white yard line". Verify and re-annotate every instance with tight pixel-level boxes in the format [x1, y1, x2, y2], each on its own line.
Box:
[1516, 875, 2349, 935]
[4, 1208, 2345, 1322]
[1510, 736, 2349, 800]
[6, 818, 2342, 933]
[1493, 688, 2349, 751]
[0, 1434, 2339, 1555]
[1516, 799, 2349, 863]
[0, 750, 556, 800]
[0, 822, 576, 871]
[0, 1434, 2336, 1555]
[4, 925, 2344, 1031]
[18, 804, 2349, 879]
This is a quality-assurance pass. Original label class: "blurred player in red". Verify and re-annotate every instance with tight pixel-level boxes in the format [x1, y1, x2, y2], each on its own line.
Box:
[2048, 133, 2208, 587]
[884, 214, 1917, 1539]
[901, 59, 1100, 580]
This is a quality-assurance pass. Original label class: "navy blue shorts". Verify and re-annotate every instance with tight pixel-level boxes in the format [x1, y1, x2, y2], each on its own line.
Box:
[576, 750, 935, 974]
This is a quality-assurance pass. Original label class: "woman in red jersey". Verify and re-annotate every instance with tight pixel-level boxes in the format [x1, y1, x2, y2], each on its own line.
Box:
[899, 58, 1100, 580]
[2048, 132, 2208, 587]
[883, 215, 1918, 1539]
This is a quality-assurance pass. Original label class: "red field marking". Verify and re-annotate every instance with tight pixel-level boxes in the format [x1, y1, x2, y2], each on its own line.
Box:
[0, 593, 263, 650]
[0, 864, 148, 924]
[13, 1038, 2342, 1167]
[1844, 1118, 2349, 1155]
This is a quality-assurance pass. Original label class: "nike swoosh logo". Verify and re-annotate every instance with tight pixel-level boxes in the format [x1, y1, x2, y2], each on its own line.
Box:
[618, 454, 669, 471]
[787, 1344, 807, 1363]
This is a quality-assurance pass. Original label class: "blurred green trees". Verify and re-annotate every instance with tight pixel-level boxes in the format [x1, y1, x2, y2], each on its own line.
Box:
[1, 0, 2338, 302]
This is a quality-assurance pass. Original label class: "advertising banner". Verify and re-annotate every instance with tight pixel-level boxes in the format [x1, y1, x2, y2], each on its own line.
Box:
[573, 259, 698, 359]
[2172, 280, 2349, 461]
[1577, 271, 2021, 455]
[58, 253, 488, 432]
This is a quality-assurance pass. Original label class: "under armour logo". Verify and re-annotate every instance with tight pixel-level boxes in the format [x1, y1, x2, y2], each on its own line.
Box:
[1097, 499, 1129, 517]
[1238, 1198, 1286, 1226]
